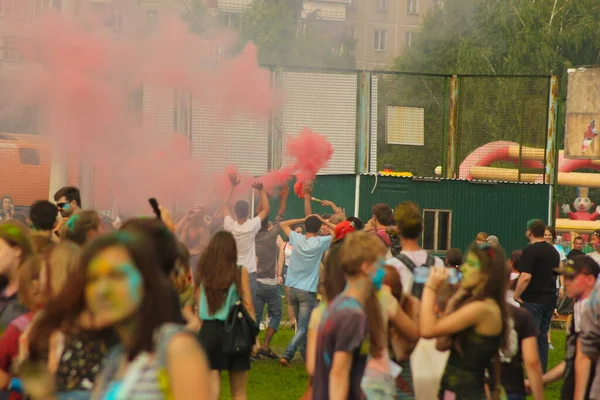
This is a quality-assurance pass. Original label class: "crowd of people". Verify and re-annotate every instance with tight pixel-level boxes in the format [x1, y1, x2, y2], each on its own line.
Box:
[0, 177, 599, 400]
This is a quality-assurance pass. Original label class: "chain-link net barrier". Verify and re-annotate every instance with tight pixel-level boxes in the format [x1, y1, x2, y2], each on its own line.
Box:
[457, 76, 550, 182]
[375, 72, 449, 177]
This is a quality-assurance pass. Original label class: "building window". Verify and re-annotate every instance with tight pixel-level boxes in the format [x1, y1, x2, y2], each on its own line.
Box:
[146, 9, 158, 24]
[422, 209, 452, 251]
[0, 0, 14, 16]
[107, 11, 124, 30]
[405, 31, 414, 47]
[377, 0, 388, 12]
[33, 0, 44, 17]
[345, 27, 356, 39]
[173, 91, 190, 138]
[219, 11, 240, 28]
[374, 29, 387, 51]
[386, 105, 425, 145]
[407, 0, 419, 14]
[3, 37, 20, 61]
[19, 148, 40, 165]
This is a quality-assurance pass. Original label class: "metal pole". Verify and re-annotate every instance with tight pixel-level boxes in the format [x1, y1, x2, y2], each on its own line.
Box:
[445, 75, 459, 179]
[48, 145, 68, 203]
[546, 75, 559, 225]
[356, 71, 372, 174]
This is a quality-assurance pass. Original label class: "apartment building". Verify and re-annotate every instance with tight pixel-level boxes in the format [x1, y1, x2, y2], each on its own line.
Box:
[345, 0, 439, 69]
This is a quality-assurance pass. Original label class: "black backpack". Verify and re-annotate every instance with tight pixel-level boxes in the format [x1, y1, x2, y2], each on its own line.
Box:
[395, 253, 435, 299]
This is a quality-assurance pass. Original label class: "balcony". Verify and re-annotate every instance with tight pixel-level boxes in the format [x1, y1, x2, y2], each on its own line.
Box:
[217, 0, 253, 13]
[301, 1, 346, 21]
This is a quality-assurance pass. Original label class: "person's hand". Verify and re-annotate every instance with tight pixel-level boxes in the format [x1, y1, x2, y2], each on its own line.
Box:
[524, 379, 531, 394]
[513, 294, 524, 304]
[303, 180, 313, 195]
[309, 214, 323, 222]
[559, 287, 565, 298]
[278, 275, 284, 285]
[320, 200, 335, 207]
[426, 267, 448, 291]
[252, 182, 264, 191]
[553, 308, 559, 318]
[229, 173, 240, 187]
[279, 185, 289, 199]
[186, 319, 201, 333]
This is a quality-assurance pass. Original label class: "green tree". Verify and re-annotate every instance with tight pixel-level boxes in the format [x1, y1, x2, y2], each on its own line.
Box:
[378, 0, 600, 182]
[181, 0, 209, 35]
[236, 0, 356, 68]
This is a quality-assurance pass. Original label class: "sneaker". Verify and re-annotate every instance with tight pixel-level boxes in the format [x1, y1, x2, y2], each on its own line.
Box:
[548, 342, 555, 350]
[251, 353, 261, 361]
[259, 347, 279, 359]
[280, 358, 292, 368]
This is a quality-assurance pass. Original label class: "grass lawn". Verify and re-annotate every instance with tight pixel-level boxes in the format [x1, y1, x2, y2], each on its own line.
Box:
[216, 326, 568, 399]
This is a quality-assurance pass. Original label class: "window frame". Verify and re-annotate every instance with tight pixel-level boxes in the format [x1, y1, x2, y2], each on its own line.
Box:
[377, 0, 389, 13]
[374, 29, 387, 52]
[3, 37, 20, 61]
[0, 0, 15, 17]
[422, 209, 452, 252]
[407, 0, 419, 14]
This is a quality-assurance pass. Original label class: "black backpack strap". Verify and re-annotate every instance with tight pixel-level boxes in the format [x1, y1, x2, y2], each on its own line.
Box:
[395, 253, 417, 272]
[425, 254, 436, 267]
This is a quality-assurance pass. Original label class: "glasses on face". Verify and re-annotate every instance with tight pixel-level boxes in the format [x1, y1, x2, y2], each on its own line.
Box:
[57, 202, 68, 209]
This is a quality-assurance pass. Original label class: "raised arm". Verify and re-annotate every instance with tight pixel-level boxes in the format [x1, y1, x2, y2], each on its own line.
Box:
[320, 200, 344, 215]
[277, 185, 289, 217]
[316, 214, 337, 233]
[419, 268, 487, 339]
[222, 173, 240, 217]
[281, 218, 306, 238]
[303, 181, 313, 217]
[252, 182, 270, 221]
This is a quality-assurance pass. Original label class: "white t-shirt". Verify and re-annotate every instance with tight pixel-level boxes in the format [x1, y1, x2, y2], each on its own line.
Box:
[587, 251, 600, 266]
[223, 215, 261, 274]
[386, 250, 444, 295]
[506, 272, 520, 307]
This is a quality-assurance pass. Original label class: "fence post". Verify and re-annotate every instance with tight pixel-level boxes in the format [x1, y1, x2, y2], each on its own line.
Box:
[546, 75, 559, 225]
[270, 67, 284, 171]
[445, 75, 459, 179]
[48, 146, 68, 203]
[356, 71, 372, 174]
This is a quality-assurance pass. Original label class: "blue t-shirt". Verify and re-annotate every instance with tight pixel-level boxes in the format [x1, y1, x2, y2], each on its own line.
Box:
[285, 231, 331, 293]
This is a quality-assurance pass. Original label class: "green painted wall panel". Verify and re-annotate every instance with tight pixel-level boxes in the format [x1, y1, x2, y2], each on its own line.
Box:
[267, 174, 549, 255]
[358, 176, 549, 254]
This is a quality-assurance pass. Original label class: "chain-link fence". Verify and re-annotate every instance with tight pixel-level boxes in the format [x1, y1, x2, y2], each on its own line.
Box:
[0, 68, 554, 209]
[374, 72, 449, 177]
[456, 76, 551, 182]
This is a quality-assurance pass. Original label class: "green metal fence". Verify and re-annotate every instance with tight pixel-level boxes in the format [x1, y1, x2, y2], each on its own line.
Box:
[270, 175, 550, 255]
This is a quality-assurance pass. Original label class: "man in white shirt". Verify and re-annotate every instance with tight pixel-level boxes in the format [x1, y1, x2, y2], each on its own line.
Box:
[223, 180, 270, 307]
[385, 201, 444, 297]
[587, 229, 600, 266]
